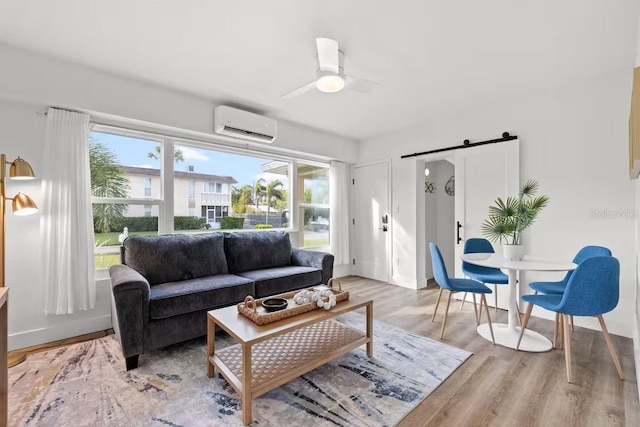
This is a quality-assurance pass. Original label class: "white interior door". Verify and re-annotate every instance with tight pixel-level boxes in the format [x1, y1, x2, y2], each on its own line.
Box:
[353, 162, 390, 282]
[454, 140, 520, 309]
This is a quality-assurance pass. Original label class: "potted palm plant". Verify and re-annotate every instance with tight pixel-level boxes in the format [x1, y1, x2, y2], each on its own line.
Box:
[481, 179, 549, 260]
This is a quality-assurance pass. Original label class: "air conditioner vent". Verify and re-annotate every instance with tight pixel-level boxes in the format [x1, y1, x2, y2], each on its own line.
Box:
[221, 126, 275, 142]
[214, 106, 277, 143]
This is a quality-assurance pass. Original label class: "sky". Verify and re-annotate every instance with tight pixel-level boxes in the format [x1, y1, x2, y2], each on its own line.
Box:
[90, 131, 286, 188]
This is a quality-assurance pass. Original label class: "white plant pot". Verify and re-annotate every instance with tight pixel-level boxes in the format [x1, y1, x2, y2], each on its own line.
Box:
[503, 244, 525, 261]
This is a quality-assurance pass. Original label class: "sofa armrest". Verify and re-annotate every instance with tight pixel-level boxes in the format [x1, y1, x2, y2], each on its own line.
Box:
[109, 264, 150, 358]
[292, 249, 334, 284]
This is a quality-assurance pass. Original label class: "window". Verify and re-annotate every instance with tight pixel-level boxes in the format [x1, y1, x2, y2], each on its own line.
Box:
[202, 182, 223, 193]
[298, 162, 330, 250]
[175, 143, 289, 232]
[89, 130, 162, 268]
[89, 126, 328, 269]
[202, 182, 215, 193]
[144, 178, 152, 197]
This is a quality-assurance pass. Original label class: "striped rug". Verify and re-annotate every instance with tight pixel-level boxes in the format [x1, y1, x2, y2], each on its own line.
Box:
[9, 313, 470, 426]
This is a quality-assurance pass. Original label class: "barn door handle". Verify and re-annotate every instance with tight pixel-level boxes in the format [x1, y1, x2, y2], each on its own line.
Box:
[457, 221, 463, 244]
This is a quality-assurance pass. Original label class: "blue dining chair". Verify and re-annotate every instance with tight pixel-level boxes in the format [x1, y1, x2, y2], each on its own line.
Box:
[461, 238, 509, 314]
[429, 243, 495, 342]
[529, 245, 611, 344]
[517, 256, 623, 383]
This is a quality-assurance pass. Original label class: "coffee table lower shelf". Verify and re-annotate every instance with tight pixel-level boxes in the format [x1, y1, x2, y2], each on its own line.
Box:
[209, 319, 369, 423]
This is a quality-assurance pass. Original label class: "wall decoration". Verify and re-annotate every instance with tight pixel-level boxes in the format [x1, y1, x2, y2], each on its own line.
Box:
[425, 182, 435, 193]
[445, 176, 455, 196]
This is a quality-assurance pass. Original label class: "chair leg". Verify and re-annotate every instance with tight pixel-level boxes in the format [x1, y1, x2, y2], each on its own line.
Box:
[472, 293, 479, 325]
[494, 284, 498, 312]
[432, 287, 443, 322]
[570, 315, 574, 332]
[481, 294, 495, 344]
[460, 291, 467, 310]
[553, 312, 560, 349]
[516, 302, 534, 351]
[563, 314, 572, 383]
[439, 290, 453, 340]
[557, 313, 564, 349]
[597, 315, 624, 380]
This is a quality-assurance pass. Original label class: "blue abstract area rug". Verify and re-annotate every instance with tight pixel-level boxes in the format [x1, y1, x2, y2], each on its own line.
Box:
[8, 312, 471, 427]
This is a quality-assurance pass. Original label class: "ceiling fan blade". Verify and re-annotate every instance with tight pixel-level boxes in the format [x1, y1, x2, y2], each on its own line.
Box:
[316, 38, 340, 73]
[345, 75, 383, 93]
[280, 80, 317, 98]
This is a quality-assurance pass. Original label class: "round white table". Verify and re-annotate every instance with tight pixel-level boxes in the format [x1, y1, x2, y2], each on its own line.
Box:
[461, 253, 576, 352]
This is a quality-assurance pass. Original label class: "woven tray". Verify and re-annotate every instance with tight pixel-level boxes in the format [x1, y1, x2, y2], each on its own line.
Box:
[237, 278, 349, 325]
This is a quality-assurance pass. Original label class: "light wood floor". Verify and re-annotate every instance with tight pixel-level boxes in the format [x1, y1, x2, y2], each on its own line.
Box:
[339, 275, 639, 427]
[9, 276, 638, 426]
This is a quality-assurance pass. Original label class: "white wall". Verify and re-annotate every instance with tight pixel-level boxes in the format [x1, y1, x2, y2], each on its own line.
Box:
[424, 160, 455, 281]
[0, 44, 358, 350]
[424, 162, 438, 279]
[634, 179, 640, 399]
[436, 161, 455, 275]
[359, 69, 636, 337]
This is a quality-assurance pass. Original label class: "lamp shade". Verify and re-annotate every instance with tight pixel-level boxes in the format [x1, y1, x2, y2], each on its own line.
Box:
[9, 157, 35, 180]
[12, 192, 38, 215]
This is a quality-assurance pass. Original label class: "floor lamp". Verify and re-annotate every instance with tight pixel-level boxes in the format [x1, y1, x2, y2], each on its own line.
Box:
[1, 154, 38, 367]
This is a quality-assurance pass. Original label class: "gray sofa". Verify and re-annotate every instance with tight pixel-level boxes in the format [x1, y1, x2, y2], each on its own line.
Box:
[109, 231, 334, 370]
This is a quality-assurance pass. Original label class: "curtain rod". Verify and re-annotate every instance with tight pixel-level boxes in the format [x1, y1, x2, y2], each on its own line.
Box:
[400, 132, 518, 159]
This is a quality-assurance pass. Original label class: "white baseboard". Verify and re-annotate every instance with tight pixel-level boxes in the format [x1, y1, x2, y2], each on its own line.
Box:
[417, 278, 429, 289]
[333, 264, 352, 279]
[8, 314, 113, 351]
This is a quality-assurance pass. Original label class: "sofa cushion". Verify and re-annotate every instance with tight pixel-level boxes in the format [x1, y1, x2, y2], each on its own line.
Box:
[124, 233, 228, 286]
[224, 231, 292, 273]
[237, 266, 322, 297]
[148, 274, 255, 320]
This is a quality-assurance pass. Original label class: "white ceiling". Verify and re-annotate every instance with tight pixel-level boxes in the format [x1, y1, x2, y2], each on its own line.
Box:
[0, 0, 638, 141]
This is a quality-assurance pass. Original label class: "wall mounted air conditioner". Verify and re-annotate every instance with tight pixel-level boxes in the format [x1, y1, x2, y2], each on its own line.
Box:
[214, 106, 277, 143]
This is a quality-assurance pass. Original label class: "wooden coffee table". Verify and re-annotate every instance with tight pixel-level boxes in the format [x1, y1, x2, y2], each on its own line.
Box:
[207, 295, 373, 425]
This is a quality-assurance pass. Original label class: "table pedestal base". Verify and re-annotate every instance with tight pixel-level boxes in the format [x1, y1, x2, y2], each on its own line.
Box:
[477, 323, 552, 352]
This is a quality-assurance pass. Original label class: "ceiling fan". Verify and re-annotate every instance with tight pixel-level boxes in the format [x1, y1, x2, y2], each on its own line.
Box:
[281, 38, 382, 98]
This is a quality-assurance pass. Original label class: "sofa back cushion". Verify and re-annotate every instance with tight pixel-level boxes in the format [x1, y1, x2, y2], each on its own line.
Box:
[123, 233, 228, 286]
[224, 231, 292, 273]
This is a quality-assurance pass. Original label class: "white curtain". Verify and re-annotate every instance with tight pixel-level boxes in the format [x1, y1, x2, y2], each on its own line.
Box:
[329, 161, 350, 265]
[41, 108, 95, 315]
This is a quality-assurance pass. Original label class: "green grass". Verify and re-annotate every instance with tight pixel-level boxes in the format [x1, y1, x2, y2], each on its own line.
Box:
[304, 237, 330, 248]
[94, 253, 120, 269]
[94, 231, 157, 246]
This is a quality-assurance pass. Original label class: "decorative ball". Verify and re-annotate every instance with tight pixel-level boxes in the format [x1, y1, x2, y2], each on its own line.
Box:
[323, 303, 331, 310]
[311, 294, 319, 302]
[329, 299, 336, 307]
[316, 299, 324, 308]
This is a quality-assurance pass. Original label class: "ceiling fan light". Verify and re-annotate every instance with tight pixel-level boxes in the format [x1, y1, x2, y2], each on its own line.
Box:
[316, 74, 345, 93]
